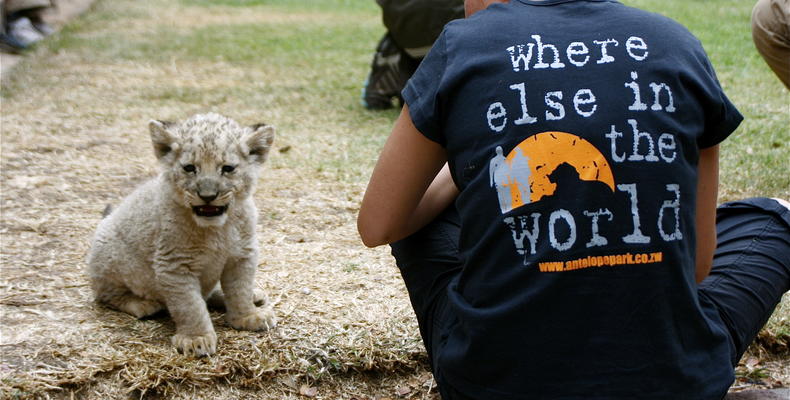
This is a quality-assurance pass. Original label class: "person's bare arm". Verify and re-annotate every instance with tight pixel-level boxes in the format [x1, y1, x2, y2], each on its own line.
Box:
[695, 145, 719, 283]
[358, 105, 458, 247]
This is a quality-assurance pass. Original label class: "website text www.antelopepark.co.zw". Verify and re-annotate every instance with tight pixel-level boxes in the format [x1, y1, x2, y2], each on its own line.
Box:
[539, 251, 663, 272]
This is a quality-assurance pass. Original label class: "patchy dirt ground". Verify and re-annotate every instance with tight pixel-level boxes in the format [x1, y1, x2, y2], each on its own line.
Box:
[0, 69, 438, 397]
[0, 2, 430, 398]
[0, 91, 435, 399]
[0, 0, 787, 399]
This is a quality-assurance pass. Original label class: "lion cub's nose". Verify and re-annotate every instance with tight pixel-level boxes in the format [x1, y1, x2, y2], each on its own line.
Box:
[199, 193, 218, 204]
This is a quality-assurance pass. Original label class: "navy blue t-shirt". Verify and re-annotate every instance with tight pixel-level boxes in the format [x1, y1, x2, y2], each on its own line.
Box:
[402, 0, 742, 398]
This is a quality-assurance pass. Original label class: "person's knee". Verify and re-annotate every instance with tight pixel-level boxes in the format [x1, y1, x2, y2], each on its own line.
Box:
[751, 0, 788, 36]
[716, 197, 790, 282]
[751, 0, 790, 87]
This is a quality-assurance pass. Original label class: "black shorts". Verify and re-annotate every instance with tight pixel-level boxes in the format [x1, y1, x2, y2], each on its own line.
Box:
[390, 198, 790, 399]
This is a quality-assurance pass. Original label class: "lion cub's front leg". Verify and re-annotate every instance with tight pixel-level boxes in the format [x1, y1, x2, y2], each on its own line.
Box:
[221, 257, 277, 331]
[158, 272, 217, 356]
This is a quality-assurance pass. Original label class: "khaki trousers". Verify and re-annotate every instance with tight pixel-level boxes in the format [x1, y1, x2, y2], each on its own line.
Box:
[752, 0, 790, 89]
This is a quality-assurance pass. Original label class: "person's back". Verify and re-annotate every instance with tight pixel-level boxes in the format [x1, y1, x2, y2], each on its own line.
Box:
[402, 0, 739, 397]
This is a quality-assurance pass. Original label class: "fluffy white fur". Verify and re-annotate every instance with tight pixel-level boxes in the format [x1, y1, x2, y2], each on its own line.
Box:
[87, 113, 276, 356]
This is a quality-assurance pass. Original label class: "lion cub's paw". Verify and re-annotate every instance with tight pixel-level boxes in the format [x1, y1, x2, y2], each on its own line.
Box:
[227, 308, 277, 331]
[172, 331, 217, 357]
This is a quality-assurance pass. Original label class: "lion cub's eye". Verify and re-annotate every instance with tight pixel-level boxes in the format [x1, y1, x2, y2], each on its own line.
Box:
[182, 164, 196, 173]
[221, 165, 236, 174]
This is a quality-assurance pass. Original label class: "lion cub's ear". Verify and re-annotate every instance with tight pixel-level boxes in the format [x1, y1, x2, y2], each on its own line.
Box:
[242, 124, 275, 165]
[149, 120, 179, 163]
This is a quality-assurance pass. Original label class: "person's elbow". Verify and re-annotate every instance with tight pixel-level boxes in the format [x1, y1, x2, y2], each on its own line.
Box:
[357, 213, 394, 248]
[357, 224, 384, 248]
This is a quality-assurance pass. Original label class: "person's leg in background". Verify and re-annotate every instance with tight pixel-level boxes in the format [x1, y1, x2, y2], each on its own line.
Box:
[362, 0, 464, 109]
[699, 197, 790, 366]
[752, 0, 790, 89]
[361, 33, 419, 110]
[1, 0, 54, 52]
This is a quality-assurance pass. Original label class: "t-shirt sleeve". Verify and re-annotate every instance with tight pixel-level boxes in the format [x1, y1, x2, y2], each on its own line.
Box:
[695, 52, 743, 149]
[401, 30, 449, 146]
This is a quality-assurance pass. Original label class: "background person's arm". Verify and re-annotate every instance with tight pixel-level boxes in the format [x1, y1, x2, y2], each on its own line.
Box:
[695, 145, 719, 283]
[358, 105, 458, 247]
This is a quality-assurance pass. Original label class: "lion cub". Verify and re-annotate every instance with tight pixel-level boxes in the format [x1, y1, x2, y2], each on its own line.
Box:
[87, 113, 276, 356]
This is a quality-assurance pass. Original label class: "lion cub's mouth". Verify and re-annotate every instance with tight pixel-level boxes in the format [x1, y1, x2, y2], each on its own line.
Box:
[192, 205, 227, 217]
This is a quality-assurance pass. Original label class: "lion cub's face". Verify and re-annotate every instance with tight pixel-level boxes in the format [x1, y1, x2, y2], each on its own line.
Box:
[149, 113, 274, 227]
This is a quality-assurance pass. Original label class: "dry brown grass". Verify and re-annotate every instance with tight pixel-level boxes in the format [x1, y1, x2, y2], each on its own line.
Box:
[0, 64, 433, 395]
[0, 1, 431, 398]
[0, 83, 433, 398]
[0, 0, 787, 399]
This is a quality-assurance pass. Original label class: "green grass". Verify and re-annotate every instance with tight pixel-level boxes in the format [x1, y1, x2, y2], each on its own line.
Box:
[181, 0, 378, 13]
[34, 0, 785, 197]
[9, 0, 395, 185]
[1, 0, 784, 203]
[51, 23, 376, 66]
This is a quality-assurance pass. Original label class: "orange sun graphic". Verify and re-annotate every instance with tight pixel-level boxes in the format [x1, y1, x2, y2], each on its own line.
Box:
[504, 131, 615, 209]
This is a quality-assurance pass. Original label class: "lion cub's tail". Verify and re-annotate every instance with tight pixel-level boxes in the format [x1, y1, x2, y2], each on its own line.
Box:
[102, 204, 113, 218]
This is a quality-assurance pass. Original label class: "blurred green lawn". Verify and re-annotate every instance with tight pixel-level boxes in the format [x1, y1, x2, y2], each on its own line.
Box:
[30, 0, 787, 200]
